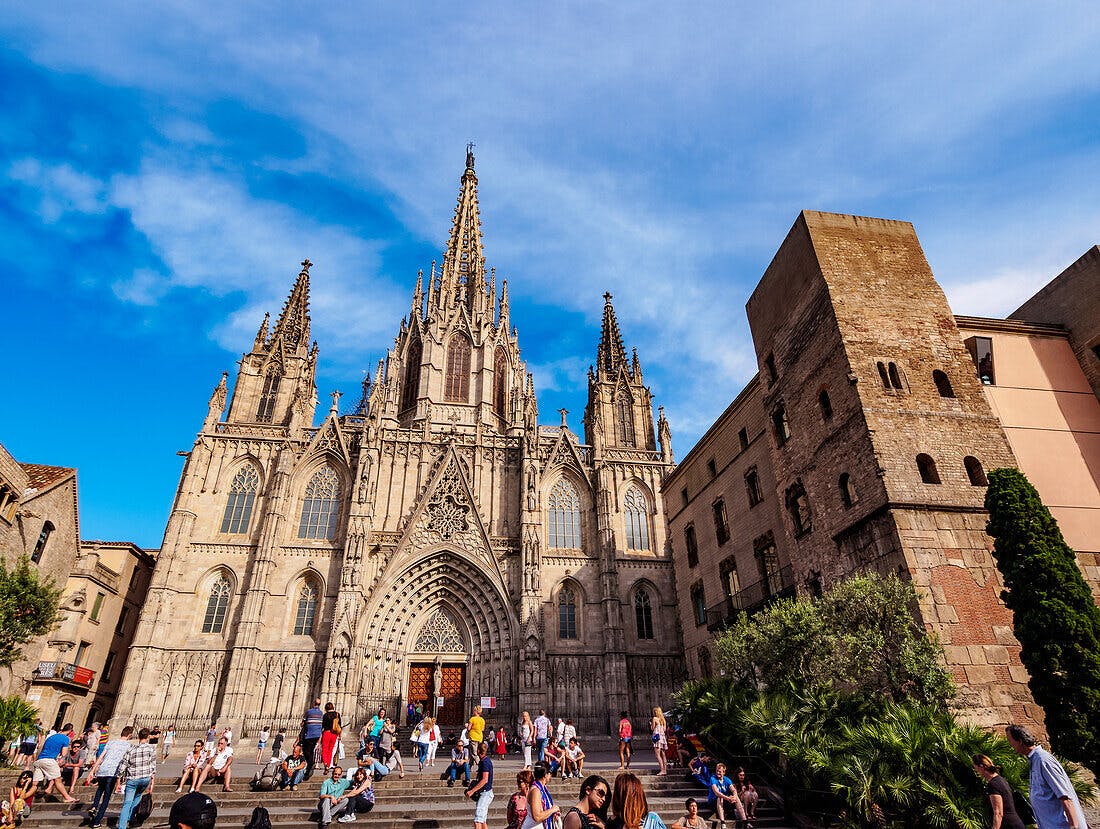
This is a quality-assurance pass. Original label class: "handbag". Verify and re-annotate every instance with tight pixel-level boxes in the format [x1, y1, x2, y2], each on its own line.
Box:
[131, 792, 154, 826]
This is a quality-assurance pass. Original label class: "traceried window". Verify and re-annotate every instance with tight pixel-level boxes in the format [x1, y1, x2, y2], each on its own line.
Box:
[623, 487, 650, 551]
[401, 337, 422, 412]
[256, 365, 281, 423]
[558, 586, 578, 639]
[444, 335, 472, 402]
[202, 575, 231, 633]
[414, 607, 465, 652]
[221, 466, 260, 534]
[617, 393, 635, 448]
[493, 347, 509, 419]
[292, 581, 319, 636]
[548, 479, 582, 549]
[31, 521, 53, 564]
[634, 587, 654, 640]
[298, 467, 341, 539]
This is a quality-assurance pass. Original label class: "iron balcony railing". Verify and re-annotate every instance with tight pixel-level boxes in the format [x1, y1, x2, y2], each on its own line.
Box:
[35, 661, 96, 689]
[705, 566, 796, 631]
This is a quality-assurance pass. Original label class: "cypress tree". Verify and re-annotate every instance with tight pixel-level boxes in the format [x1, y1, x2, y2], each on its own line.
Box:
[985, 467, 1100, 772]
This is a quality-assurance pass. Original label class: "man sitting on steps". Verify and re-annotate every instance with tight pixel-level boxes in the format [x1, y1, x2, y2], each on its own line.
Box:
[317, 764, 352, 828]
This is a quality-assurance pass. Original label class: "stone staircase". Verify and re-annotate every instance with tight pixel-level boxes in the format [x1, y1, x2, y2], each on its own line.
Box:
[14, 762, 794, 828]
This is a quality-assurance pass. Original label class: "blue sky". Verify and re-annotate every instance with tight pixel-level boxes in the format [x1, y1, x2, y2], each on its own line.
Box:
[1, 3, 1098, 548]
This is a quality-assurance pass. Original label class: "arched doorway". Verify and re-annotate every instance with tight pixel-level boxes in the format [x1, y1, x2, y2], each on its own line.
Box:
[407, 606, 467, 726]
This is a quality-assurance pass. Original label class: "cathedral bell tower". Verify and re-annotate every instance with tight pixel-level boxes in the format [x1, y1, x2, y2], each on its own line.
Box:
[584, 293, 659, 453]
[224, 261, 319, 432]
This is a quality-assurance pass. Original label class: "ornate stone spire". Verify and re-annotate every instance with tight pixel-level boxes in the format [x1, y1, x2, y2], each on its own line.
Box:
[272, 260, 312, 350]
[253, 312, 270, 350]
[435, 145, 487, 317]
[597, 292, 628, 375]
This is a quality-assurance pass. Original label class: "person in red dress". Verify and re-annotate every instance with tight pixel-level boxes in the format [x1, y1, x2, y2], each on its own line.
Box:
[495, 726, 508, 758]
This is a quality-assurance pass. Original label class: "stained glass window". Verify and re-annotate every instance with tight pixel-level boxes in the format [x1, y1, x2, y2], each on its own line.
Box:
[444, 335, 471, 402]
[299, 467, 341, 539]
[221, 466, 259, 534]
[202, 575, 231, 633]
[256, 365, 281, 422]
[559, 586, 577, 639]
[548, 480, 581, 549]
[634, 588, 654, 640]
[624, 488, 650, 551]
[293, 582, 319, 636]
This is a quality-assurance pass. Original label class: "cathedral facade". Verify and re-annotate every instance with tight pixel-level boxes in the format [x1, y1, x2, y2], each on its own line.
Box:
[111, 149, 684, 736]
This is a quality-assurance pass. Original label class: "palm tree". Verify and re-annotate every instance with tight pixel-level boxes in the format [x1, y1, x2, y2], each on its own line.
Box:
[0, 696, 38, 762]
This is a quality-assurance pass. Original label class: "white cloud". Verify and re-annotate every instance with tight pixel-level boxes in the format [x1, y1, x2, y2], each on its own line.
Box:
[7, 158, 108, 223]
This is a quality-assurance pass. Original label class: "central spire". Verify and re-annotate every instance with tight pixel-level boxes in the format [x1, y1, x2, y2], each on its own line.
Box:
[598, 291, 628, 374]
[272, 259, 312, 351]
[436, 145, 487, 317]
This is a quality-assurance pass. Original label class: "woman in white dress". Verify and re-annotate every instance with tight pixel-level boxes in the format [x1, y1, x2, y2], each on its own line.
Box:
[426, 719, 442, 767]
[520, 712, 534, 770]
[650, 707, 667, 776]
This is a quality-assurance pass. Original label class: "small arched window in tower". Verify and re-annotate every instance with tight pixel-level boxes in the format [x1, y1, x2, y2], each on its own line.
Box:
[888, 362, 904, 391]
[624, 487, 650, 551]
[298, 466, 341, 539]
[617, 393, 635, 448]
[839, 473, 857, 508]
[548, 480, 582, 549]
[400, 337, 422, 413]
[933, 370, 955, 398]
[634, 587, 654, 640]
[31, 521, 54, 564]
[201, 574, 231, 633]
[256, 365, 281, 423]
[916, 453, 941, 485]
[964, 456, 988, 487]
[786, 482, 812, 536]
[877, 361, 891, 390]
[493, 347, 509, 420]
[818, 388, 833, 421]
[444, 335, 472, 402]
[293, 581, 319, 636]
[558, 586, 578, 639]
[221, 466, 260, 534]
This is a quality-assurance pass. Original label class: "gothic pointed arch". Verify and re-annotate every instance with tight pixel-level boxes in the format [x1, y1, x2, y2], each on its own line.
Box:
[616, 384, 635, 447]
[292, 578, 320, 636]
[256, 359, 283, 423]
[547, 478, 582, 550]
[220, 462, 262, 534]
[632, 583, 655, 640]
[199, 568, 234, 634]
[555, 578, 584, 641]
[413, 605, 468, 654]
[401, 335, 423, 413]
[444, 333, 472, 402]
[493, 346, 510, 421]
[298, 464, 343, 540]
[623, 485, 651, 551]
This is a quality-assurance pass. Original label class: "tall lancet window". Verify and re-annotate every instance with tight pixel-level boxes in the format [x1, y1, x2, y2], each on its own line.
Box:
[298, 466, 341, 540]
[256, 365, 281, 422]
[401, 337, 422, 412]
[558, 586, 578, 639]
[617, 393, 635, 447]
[548, 479, 582, 549]
[624, 487, 650, 551]
[293, 581, 319, 636]
[201, 575, 231, 634]
[220, 466, 260, 534]
[493, 347, 509, 420]
[444, 335, 472, 402]
[634, 587, 654, 640]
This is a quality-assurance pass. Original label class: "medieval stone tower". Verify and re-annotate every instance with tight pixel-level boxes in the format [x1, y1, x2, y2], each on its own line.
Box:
[112, 148, 684, 735]
[745, 212, 1039, 727]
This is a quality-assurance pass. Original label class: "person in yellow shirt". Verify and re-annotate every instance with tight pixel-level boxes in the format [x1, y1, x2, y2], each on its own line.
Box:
[467, 706, 485, 750]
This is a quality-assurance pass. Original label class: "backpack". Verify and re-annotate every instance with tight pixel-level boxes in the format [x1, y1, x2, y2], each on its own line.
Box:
[131, 792, 154, 826]
[245, 806, 273, 829]
[250, 765, 278, 792]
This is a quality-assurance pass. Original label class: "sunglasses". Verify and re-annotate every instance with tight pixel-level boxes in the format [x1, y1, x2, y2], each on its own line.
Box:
[593, 789, 608, 798]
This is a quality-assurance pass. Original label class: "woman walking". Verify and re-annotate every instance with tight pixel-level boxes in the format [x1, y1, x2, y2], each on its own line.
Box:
[972, 754, 1025, 829]
[415, 716, 433, 770]
[255, 725, 271, 764]
[520, 712, 534, 769]
[563, 774, 610, 829]
[320, 703, 342, 771]
[650, 708, 668, 776]
[521, 763, 561, 829]
[426, 718, 442, 767]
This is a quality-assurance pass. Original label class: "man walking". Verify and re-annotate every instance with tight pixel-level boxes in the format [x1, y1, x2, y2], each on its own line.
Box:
[301, 698, 324, 780]
[115, 728, 157, 829]
[84, 725, 134, 828]
[465, 742, 494, 829]
[467, 705, 485, 754]
[1006, 725, 1088, 829]
[33, 722, 78, 804]
[533, 710, 551, 763]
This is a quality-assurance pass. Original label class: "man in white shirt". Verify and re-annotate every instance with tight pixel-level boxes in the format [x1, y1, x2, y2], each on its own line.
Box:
[193, 737, 234, 793]
[533, 711, 552, 762]
[563, 738, 585, 779]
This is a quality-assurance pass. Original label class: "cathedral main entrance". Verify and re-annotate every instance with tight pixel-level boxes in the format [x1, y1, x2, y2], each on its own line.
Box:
[408, 662, 467, 726]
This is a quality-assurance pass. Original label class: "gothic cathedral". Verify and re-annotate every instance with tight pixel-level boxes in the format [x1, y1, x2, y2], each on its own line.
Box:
[112, 149, 684, 735]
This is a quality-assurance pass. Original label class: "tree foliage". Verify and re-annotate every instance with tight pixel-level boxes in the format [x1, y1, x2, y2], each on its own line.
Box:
[0, 555, 61, 668]
[0, 695, 38, 754]
[985, 467, 1100, 773]
[713, 572, 954, 707]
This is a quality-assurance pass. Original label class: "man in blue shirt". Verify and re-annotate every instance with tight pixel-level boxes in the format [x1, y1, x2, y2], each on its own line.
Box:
[1007, 725, 1088, 829]
[707, 762, 746, 829]
[33, 723, 78, 804]
[465, 742, 494, 829]
[317, 765, 352, 827]
[301, 698, 324, 780]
